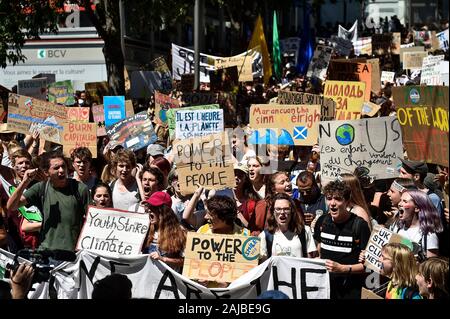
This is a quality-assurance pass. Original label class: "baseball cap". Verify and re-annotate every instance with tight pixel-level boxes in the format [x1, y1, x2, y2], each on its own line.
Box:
[400, 158, 428, 175]
[145, 191, 172, 207]
[234, 162, 249, 175]
[147, 144, 165, 157]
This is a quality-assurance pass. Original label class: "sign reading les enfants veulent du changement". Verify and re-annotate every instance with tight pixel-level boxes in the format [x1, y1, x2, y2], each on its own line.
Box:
[183, 232, 260, 283]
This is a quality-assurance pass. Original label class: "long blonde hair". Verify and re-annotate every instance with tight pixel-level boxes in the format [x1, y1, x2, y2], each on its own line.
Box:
[341, 173, 372, 229]
[382, 243, 418, 289]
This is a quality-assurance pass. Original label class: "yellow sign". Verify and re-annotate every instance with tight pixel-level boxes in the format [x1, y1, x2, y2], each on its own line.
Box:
[324, 81, 365, 120]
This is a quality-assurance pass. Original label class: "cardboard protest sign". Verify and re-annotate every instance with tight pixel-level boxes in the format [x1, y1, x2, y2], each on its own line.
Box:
[66, 107, 90, 123]
[277, 90, 336, 120]
[392, 86, 449, 167]
[330, 35, 353, 56]
[76, 206, 150, 257]
[103, 96, 125, 128]
[85, 81, 109, 105]
[323, 80, 366, 120]
[130, 71, 171, 98]
[166, 104, 220, 139]
[361, 101, 381, 117]
[367, 58, 381, 94]
[154, 92, 181, 125]
[209, 66, 239, 92]
[249, 104, 321, 146]
[400, 46, 424, 63]
[381, 71, 396, 84]
[106, 112, 157, 152]
[354, 37, 372, 56]
[47, 80, 75, 105]
[215, 55, 253, 82]
[403, 51, 428, 70]
[91, 104, 106, 136]
[181, 92, 219, 106]
[372, 34, 392, 55]
[319, 116, 403, 182]
[62, 123, 97, 158]
[173, 132, 234, 195]
[175, 109, 224, 139]
[327, 61, 372, 101]
[391, 32, 401, 55]
[7, 93, 67, 144]
[17, 78, 47, 100]
[306, 45, 334, 82]
[420, 55, 445, 85]
[364, 225, 414, 273]
[183, 232, 260, 283]
[436, 29, 449, 51]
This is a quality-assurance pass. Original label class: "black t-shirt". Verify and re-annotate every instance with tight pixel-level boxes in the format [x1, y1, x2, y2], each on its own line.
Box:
[314, 213, 370, 266]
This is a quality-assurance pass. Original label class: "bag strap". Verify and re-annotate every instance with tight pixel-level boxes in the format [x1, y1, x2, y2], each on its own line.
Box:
[264, 230, 274, 258]
[299, 227, 308, 257]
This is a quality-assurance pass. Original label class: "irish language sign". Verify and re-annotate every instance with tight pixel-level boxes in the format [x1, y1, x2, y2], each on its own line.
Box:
[183, 232, 260, 283]
[277, 90, 336, 120]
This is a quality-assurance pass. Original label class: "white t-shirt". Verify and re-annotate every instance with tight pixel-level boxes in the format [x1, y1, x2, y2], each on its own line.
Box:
[111, 180, 140, 211]
[394, 225, 439, 251]
[259, 226, 317, 258]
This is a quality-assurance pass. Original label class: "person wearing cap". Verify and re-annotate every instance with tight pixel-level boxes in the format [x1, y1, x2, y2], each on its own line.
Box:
[142, 191, 186, 272]
[146, 143, 165, 164]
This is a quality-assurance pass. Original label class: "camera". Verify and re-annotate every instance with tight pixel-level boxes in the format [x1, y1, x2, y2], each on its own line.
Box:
[4, 249, 76, 284]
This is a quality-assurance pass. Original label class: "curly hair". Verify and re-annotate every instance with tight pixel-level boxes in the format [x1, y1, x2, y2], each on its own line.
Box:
[266, 193, 304, 234]
[205, 195, 237, 226]
[111, 149, 136, 169]
[70, 146, 92, 162]
[323, 180, 351, 201]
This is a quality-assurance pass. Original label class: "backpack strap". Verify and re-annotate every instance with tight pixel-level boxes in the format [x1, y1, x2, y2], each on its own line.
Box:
[38, 180, 49, 243]
[264, 230, 274, 258]
[298, 227, 308, 257]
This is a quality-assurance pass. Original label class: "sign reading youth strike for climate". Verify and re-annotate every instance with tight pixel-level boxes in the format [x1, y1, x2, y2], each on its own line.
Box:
[183, 232, 260, 283]
[173, 132, 235, 195]
[319, 116, 404, 182]
[175, 109, 224, 139]
[323, 80, 366, 120]
[249, 104, 321, 146]
[76, 206, 150, 257]
[392, 86, 449, 167]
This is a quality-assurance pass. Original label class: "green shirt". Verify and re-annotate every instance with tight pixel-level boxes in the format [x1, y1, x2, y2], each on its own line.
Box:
[24, 179, 90, 251]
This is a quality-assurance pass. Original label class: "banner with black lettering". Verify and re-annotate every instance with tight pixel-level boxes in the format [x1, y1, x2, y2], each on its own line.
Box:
[6, 250, 330, 299]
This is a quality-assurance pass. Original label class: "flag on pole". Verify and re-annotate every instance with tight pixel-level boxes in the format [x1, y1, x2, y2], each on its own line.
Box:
[272, 11, 282, 79]
[248, 15, 272, 84]
[298, 3, 314, 75]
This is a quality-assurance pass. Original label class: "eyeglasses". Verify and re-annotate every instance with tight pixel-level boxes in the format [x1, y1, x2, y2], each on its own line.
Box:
[274, 208, 291, 214]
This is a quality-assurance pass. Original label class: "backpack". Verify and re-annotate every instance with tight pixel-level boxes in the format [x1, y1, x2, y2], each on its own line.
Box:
[264, 228, 308, 258]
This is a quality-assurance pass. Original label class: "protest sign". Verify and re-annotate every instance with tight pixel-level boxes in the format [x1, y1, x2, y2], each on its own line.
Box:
[181, 92, 219, 106]
[354, 37, 372, 56]
[277, 90, 336, 120]
[280, 37, 301, 65]
[338, 21, 358, 43]
[85, 81, 109, 105]
[323, 80, 366, 120]
[76, 206, 149, 257]
[62, 123, 97, 158]
[103, 96, 125, 128]
[209, 66, 239, 92]
[381, 71, 396, 84]
[11, 249, 330, 299]
[154, 91, 181, 125]
[372, 34, 392, 55]
[327, 61, 372, 101]
[175, 109, 224, 139]
[391, 32, 401, 55]
[33, 73, 56, 84]
[215, 54, 253, 82]
[167, 104, 220, 139]
[180, 74, 195, 92]
[7, 93, 67, 144]
[150, 56, 171, 74]
[249, 104, 321, 146]
[364, 225, 414, 273]
[66, 107, 90, 123]
[400, 46, 424, 63]
[183, 232, 260, 283]
[48, 80, 75, 105]
[413, 31, 440, 51]
[403, 51, 428, 70]
[330, 35, 353, 56]
[437, 61, 449, 86]
[17, 78, 47, 100]
[420, 55, 445, 85]
[106, 112, 157, 152]
[361, 101, 381, 117]
[361, 288, 384, 299]
[173, 132, 234, 195]
[130, 71, 171, 98]
[91, 104, 106, 136]
[319, 116, 403, 181]
[392, 86, 449, 167]
[172, 43, 262, 83]
[436, 29, 449, 51]
[306, 45, 333, 82]
[367, 58, 381, 94]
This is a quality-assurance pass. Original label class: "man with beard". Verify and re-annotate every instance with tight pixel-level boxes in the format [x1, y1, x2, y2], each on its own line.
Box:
[7, 150, 90, 251]
[314, 180, 370, 299]
[296, 171, 327, 226]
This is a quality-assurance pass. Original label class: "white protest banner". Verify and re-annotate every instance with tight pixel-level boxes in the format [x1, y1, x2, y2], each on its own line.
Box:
[175, 109, 224, 139]
[76, 206, 150, 257]
[183, 232, 260, 283]
[173, 132, 235, 195]
[420, 55, 445, 85]
[338, 20, 358, 44]
[438, 61, 449, 86]
[17, 78, 47, 100]
[172, 43, 262, 82]
[12, 249, 330, 299]
[306, 45, 334, 81]
[319, 116, 403, 182]
[436, 29, 449, 51]
[381, 71, 396, 84]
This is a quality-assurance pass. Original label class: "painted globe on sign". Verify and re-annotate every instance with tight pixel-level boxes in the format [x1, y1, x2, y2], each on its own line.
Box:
[335, 124, 355, 146]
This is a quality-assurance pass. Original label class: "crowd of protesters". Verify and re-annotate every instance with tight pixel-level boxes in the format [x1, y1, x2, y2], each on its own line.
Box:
[0, 18, 449, 300]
